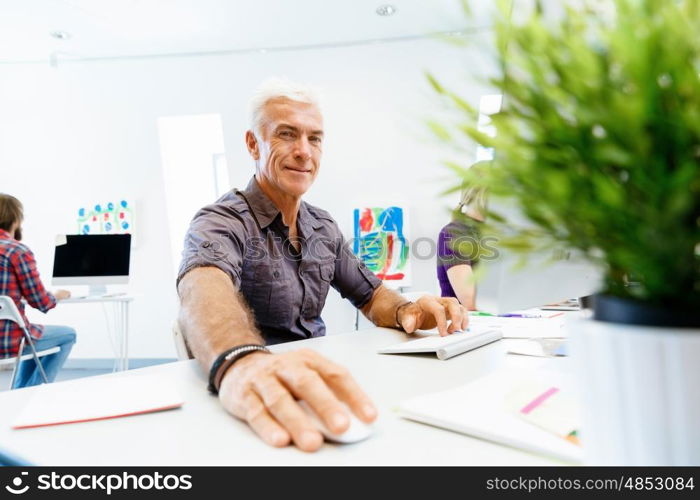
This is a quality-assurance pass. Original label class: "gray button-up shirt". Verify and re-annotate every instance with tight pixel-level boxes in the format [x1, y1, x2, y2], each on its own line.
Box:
[178, 177, 381, 345]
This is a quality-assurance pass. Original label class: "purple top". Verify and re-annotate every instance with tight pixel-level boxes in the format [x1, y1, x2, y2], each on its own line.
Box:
[437, 221, 479, 298]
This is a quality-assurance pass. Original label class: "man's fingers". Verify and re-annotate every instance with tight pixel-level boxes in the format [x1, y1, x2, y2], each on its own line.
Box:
[414, 297, 470, 335]
[219, 350, 376, 451]
[423, 299, 449, 336]
[442, 298, 465, 334]
[242, 392, 291, 448]
[277, 367, 350, 435]
[303, 352, 377, 424]
[253, 377, 324, 452]
[461, 305, 470, 331]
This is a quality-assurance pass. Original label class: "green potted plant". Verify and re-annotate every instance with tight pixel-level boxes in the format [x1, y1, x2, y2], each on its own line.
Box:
[429, 0, 700, 465]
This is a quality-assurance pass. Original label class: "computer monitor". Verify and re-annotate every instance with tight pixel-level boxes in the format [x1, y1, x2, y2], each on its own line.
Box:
[475, 248, 601, 314]
[52, 234, 131, 296]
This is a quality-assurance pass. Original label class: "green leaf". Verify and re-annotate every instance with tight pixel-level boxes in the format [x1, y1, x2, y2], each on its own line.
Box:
[426, 0, 700, 308]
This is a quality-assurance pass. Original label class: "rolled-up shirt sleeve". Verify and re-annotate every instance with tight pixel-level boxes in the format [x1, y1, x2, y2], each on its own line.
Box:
[437, 223, 478, 271]
[331, 234, 382, 309]
[177, 203, 247, 289]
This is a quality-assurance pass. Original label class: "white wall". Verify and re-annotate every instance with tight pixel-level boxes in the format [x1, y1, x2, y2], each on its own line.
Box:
[0, 34, 497, 359]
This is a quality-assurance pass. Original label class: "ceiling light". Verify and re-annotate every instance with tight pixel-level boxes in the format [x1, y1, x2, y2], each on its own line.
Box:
[376, 4, 397, 16]
[50, 31, 71, 40]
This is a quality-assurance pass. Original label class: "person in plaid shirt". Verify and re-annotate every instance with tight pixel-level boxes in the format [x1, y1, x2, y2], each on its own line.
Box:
[0, 194, 76, 388]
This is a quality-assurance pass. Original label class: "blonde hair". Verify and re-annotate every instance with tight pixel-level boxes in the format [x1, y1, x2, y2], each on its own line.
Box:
[457, 185, 487, 221]
[455, 161, 490, 221]
[248, 77, 322, 136]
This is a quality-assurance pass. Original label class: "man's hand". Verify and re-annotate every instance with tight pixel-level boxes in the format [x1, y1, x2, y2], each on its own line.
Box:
[53, 289, 71, 301]
[398, 296, 469, 336]
[218, 348, 378, 452]
[361, 286, 469, 336]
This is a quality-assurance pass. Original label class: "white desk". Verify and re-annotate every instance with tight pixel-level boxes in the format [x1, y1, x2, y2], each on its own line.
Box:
[0, 327, 570, 466]
[61, 295, 134, 371]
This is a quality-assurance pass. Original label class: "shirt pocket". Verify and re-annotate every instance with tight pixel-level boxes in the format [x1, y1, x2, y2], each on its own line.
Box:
[303, 260, 335, 319]
[240, 261, 292, 328]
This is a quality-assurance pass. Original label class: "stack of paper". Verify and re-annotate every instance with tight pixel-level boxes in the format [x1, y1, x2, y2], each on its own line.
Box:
[397, 369, 582, 463]
[506, 338, 568, 357]
[506, 382, 581, 446]
[468, 315, 566, 339]
[12, 374, 183, 430]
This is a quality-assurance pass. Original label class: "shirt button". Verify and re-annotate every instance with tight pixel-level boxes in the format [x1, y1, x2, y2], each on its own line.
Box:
[273, 271, 280, 278]
[202, 241, 210, 248]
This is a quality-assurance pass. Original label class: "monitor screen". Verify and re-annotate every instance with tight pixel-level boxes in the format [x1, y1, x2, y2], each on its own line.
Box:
[53, 234, 131, 278]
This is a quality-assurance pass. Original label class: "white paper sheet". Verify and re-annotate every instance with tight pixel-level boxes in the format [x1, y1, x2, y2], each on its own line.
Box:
[397, 369, 582, 463]
[468, 316, 567, 339]
[12, 373, 183, 429]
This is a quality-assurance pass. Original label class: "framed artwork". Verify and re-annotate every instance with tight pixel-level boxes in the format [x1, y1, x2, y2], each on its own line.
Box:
[77, 200, 134, 235]
[353, 206, 411, 288]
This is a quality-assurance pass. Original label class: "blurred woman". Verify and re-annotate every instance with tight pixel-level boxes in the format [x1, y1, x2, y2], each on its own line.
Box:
[436, 183, 487, 310]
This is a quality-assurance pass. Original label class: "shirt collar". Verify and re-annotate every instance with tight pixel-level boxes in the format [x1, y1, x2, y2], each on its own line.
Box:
[298, 201, 323, 230]
[240, 177, 323, 231]
[240, 177, 280, 229]
[0, 229, 12, 240]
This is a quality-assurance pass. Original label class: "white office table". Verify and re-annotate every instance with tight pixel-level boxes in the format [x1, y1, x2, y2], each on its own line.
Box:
[60, 295, 134, 371]
[0, 327, 570, 466]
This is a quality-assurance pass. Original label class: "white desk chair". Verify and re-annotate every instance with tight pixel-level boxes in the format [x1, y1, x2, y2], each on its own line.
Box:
[0, 296, 58, 389]
[172, 321, 193, 360]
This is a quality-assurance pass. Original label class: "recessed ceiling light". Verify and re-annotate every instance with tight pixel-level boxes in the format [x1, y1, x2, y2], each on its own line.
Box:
[376, 4, 397, 16]
[50, 31, 71, 40]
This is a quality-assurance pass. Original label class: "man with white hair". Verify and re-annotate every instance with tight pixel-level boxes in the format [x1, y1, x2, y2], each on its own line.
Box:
[177, 78, 469, 452]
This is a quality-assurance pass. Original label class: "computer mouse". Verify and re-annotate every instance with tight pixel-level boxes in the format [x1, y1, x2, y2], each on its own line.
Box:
[298, 400, 373, 444]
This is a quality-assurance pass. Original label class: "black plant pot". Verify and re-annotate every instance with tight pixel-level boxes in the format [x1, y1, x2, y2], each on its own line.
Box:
[592, 294, 700, 328]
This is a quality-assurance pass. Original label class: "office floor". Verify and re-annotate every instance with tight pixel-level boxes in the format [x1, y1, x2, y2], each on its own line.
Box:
[0, 359, 176, 392]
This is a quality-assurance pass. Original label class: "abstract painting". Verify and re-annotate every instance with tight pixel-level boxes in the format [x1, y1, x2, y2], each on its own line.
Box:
[77, 200, 134, 235]
[353, 206, 411, 287]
